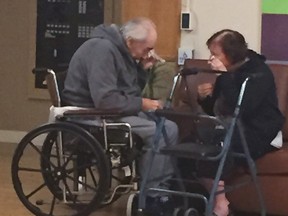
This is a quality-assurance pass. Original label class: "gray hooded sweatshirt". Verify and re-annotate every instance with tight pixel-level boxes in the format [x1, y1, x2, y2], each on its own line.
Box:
[62, 24, 147, 115]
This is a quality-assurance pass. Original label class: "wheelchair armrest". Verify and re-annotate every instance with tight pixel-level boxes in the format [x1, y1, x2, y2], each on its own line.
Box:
[63, 108, 124, 118]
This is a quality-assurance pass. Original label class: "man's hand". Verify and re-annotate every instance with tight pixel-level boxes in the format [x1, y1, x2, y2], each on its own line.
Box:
[197, 83, 214, 100]
[140, 50, 164, 70]
[140, 56, 157, 70]
[142, 98, 163, 111]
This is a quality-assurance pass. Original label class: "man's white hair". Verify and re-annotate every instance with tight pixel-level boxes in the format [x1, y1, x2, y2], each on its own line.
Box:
[120, 17, 156, 41]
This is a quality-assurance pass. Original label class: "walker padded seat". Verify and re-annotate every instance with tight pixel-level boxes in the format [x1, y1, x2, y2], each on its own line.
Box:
[160, 142, 222, 160]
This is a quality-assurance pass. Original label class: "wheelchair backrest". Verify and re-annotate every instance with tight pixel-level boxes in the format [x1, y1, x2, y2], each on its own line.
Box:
[45, 70, 67, 107]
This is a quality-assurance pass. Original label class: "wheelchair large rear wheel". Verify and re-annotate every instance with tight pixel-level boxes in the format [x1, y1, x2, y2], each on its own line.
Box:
[11, 122, 110, 216]
[41, 125, 139, 207]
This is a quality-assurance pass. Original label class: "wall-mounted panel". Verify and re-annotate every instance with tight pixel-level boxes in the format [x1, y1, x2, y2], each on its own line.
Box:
[35, 0, 104, 88]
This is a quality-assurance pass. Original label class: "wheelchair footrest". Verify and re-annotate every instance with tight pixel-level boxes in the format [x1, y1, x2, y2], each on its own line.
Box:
[160, 142, 222, 160]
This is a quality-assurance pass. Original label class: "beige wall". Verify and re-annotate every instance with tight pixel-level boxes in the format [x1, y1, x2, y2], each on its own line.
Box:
[0, 0, 50, 131]
[181, 0, 262, 59]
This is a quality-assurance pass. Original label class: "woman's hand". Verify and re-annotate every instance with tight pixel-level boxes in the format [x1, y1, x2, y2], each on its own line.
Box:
[197, 83, 214, 100]
[208, 55, 227, 72]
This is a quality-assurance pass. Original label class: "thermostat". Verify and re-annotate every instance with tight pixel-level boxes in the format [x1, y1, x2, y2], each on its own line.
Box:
[181, 12, 193, 30]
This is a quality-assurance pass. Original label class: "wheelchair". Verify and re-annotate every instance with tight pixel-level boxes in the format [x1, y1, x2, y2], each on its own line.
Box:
[11, 69, 143, 216]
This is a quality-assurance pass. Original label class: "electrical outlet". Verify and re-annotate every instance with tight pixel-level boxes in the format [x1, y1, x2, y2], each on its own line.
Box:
[178, 48, 194, 65]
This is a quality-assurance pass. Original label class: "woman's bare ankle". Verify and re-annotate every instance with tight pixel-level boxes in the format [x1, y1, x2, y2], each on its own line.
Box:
[213, 199, 229, 216]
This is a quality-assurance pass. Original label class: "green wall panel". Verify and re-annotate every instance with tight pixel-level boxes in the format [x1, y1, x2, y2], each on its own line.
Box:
[262, 0, 288, 14]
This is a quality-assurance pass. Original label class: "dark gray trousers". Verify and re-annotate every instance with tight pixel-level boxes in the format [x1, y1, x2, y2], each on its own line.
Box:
[118, 111, 179, 196]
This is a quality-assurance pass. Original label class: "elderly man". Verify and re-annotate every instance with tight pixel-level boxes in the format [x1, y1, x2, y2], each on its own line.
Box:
[63, 17, 178, 215]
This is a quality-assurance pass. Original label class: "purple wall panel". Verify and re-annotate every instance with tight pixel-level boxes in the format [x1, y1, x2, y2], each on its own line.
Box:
[261, 14, 288, 61]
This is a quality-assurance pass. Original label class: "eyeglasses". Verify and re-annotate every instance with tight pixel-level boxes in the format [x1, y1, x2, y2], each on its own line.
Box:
[148, 49, 165, 63]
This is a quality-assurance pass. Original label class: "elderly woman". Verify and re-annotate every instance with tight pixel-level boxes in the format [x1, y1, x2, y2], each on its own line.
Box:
[197, 29, 284, 216]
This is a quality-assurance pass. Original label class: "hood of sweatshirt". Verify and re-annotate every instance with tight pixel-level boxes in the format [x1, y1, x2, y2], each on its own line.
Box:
[247, 49, 266, 62]
[90, 24, 134, 63]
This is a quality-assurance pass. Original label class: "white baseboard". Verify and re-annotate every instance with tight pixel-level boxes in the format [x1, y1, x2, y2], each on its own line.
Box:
[0, 130, 27, 143]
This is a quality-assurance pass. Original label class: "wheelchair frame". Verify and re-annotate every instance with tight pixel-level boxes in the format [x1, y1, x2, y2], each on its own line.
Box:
[11, 69, 141, 216]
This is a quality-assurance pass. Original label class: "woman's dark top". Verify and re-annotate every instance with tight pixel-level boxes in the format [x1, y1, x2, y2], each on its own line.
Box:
[198, 50, 285, 159]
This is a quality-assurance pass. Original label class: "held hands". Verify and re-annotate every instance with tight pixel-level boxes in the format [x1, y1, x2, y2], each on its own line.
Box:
[141, 98, 163, 111]
[197, 83, 214, 100]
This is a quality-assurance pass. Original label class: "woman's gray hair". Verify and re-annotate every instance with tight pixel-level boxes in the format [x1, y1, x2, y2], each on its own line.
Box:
[120, 17, 156, 41]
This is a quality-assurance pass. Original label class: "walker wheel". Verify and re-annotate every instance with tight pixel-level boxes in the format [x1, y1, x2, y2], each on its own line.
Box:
[184, 208, 199, 216]
[126, 193, 138, 216]
[173, 207, 185, 216]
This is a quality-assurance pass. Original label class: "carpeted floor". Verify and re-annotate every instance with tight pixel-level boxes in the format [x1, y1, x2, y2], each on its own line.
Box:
[0, 142, 127, 216]
[1, 142, 279, 216]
